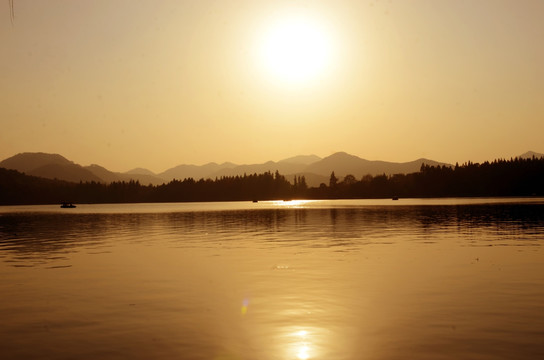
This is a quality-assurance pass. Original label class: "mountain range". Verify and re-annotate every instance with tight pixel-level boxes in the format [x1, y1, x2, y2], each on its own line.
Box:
[1, 151, 541, 187]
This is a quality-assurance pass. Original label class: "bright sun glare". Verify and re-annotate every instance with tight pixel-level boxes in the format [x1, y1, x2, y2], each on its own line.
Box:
[257, 14, 334, 86]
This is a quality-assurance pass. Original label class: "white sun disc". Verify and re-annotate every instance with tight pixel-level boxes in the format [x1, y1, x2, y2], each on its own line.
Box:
[258, 15, 334, 85]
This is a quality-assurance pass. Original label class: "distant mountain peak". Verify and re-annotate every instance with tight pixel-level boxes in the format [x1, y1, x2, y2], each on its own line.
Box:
[319, 152, 366, 163]
[220, 162, 237, 167]
[0, 152, 73, 173]
[519, 151, 544, 159]
[125, 168, 156, 176]
[327, 152, 362, 160]
[10, 152, 71, 162]
[279, 154, 321, 165]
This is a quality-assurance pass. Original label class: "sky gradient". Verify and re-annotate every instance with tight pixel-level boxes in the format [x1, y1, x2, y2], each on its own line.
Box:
[2, 0, 543, 173]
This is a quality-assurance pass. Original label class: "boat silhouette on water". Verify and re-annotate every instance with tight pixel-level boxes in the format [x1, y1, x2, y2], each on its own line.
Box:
[60, 202, 76, 208]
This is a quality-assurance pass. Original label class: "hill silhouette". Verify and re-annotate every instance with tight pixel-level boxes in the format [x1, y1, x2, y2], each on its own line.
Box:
[1, 155, 542, 205]
[0, 153, 166, 185]
[304, 152, 450, 179]
[158, 162, 236, 182]
[0, 152, 73, 173]
[184, 153, 451, 186]
[0, 152, 101, 183]
[278, 154, 322, 165]
[125, 168, 157, 176]
[1, 151, 541, 187]
[85, 164, 165, 185]
[519, 151, 544, 159]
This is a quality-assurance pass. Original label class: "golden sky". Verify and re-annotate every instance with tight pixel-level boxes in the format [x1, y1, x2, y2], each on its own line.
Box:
[1, 0, 543, 173]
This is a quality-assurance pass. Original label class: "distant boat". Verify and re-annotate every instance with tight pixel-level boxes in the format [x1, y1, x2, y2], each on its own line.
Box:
[392, 196, 399, 201]
[60, 202, 76, 208]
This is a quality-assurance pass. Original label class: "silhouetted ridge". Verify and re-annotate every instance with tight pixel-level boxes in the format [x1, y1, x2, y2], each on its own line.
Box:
[0, 152, 164, 185]
[0, 152, 73, 173]
[279, 154, 321, 165]
[1, 156, 543, 205]
[125, 168, 156, 176]
[1, 150, 541, 189]
[519, 151, 544, 159]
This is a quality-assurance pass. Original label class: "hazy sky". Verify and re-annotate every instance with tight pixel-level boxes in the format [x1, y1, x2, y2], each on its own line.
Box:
[2, 0, 543, 173]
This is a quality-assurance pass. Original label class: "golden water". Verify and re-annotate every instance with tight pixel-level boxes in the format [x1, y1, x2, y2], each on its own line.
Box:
[1, 199, 543, 359]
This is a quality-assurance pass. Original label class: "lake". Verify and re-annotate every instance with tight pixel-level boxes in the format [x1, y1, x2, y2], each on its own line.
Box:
[1, 198, 544, 359]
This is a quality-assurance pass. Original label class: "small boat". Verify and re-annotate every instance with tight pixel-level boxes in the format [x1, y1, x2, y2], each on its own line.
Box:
[60, 202, 77, 208]
[392, 196, 399, 201]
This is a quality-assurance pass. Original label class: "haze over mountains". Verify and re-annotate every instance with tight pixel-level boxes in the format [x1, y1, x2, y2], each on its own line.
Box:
[1, 151, 541, 187]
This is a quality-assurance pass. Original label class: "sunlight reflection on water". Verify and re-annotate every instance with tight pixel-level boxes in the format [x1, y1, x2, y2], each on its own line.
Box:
[0, 199, 544, 359]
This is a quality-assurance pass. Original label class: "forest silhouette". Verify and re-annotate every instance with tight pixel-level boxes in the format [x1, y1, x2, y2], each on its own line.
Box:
[1, 156, 543, 205]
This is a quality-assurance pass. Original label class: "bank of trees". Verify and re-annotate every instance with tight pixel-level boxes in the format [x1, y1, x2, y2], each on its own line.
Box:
[0, 156, 542, 205]
[0, 169, 305, 204]
[308, 157, 543, 199]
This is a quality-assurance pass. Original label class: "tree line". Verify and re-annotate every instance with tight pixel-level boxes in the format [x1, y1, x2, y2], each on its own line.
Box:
[0, 156, 543, 205]
[309, 156, 543, 199]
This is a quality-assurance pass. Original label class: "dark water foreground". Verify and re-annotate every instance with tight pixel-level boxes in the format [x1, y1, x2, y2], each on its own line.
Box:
[1, 199, 544, 359]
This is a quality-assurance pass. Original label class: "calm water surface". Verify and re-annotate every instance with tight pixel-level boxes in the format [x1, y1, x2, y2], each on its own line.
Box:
[1, 198, 544, 359]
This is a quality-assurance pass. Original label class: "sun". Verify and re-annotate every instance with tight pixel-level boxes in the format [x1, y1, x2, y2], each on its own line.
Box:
[256, 13, 335, 86]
